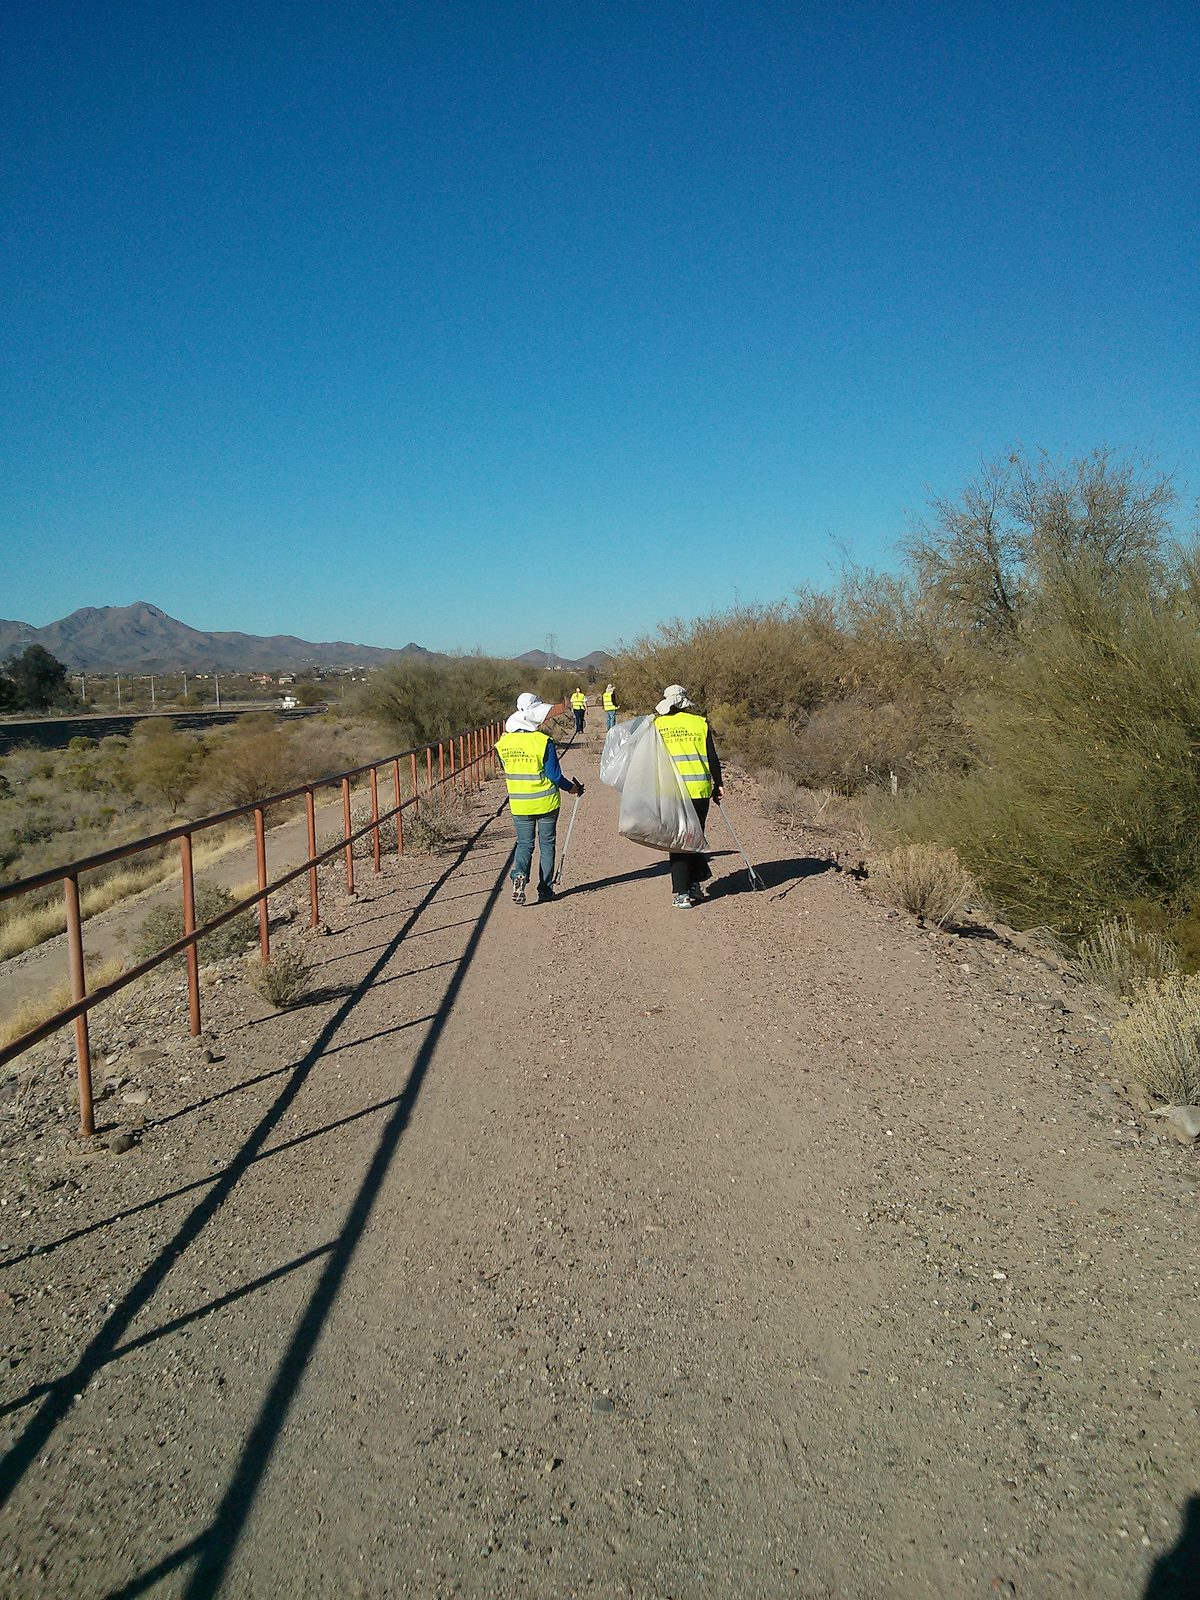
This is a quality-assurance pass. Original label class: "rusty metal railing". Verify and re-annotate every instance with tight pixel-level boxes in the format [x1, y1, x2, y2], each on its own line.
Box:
[0, 720, 504, 1135]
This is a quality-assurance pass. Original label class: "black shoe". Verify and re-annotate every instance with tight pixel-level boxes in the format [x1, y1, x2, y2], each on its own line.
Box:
[537, 885, 556, 903]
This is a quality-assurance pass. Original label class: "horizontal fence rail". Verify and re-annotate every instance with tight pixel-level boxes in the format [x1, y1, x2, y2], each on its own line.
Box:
[0, 720, 504, 1135]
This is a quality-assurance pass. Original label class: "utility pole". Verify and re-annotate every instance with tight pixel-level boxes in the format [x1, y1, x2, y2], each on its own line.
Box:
[215, 672, 221, 708]
[77, 673, 86, 703]
[149, 675, 156, 709]
[116, 673, 122, 709]
[182, 670, 188, 699]
[546, 632, 558, 670]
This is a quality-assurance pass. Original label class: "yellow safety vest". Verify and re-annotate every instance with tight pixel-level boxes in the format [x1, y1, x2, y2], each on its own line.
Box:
[495, 730, 561, 816]
[602, 690, 616, 711]
[654, 711, 713, 800]
[570, 692, 587, 710]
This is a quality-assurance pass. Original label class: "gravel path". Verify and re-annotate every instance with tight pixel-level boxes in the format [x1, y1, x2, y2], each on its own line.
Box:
[0, 729, 1196, 1598]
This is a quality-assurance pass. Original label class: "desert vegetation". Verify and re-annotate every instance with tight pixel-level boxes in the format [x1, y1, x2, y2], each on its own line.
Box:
[0, 712, 394, 958]
[615, 447, 1200, 1101]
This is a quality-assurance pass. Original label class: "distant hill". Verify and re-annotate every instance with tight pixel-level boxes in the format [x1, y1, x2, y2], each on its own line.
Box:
[0, 602, 436, 673]
[513, 648, 614, 673]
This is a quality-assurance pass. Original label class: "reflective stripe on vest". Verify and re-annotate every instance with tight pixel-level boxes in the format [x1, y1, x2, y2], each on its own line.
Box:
[495, 731, 562, 815]
[654, 712, 713, 799]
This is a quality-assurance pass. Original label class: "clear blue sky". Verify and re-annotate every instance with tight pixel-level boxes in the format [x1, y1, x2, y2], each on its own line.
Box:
[1, 1, 1195, 658]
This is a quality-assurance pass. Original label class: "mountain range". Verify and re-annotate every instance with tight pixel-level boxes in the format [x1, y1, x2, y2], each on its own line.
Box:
[0, 603, 611, 674]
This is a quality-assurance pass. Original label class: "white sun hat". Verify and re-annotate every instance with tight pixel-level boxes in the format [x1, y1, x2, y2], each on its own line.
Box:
[655, 684, 693, 715]
[506, 692, 554, 733]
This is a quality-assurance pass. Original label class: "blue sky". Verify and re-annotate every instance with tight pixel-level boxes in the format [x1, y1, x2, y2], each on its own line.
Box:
[1, 2, 1195, 658]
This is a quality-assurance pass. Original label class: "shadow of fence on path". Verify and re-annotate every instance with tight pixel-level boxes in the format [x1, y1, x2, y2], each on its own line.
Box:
[0, 801, 512, 1600]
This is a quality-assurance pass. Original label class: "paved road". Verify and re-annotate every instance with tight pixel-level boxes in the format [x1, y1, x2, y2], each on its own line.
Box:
[0, 706, 323, 755]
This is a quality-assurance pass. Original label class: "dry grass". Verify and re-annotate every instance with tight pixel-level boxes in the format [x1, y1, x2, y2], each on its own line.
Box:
[0, 823, 262, 962]
[1111, 976, 1200, 1104]
[1076, 915, 1179, 999]
[0, 956, 128, 1052]
[245, 947, 312, 1008]
[871, 842, 975, 926]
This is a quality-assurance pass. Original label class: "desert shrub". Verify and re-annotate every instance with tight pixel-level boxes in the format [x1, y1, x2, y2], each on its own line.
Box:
[871, 842, 975, 925]
[756, 771, 809, 829]
[203, 718, 297, 808]
[132, 883, 255, 968]
[890, 576, 1200, 938]
[404, 800, 463, 855]
[245, 947, 311, 1008]
[127, 719, 204, 812]
[357, 656, 524, 748]
[349, 803, 398, 857]
[1111, 977, 1200, 1104]
[1076, 915, 1179, 998]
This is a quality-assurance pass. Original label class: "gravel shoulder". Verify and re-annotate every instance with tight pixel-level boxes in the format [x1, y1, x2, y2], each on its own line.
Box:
[0, 728, 1196, 1598]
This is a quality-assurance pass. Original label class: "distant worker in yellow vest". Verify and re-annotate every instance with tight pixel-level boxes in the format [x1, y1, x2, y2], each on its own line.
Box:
[495, 693, 585, 906]
[654, 684, 723, 909]
[602, 683, 618, 732]
[570, 687, 587, 734]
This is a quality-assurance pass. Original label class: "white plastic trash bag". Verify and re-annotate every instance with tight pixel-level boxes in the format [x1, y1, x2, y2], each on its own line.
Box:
[618, 723, 709, 853]
[600, 715, 650, 790]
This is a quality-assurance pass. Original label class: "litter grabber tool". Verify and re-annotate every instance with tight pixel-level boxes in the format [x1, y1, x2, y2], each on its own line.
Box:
[553, 786, 584, 887]
[715, 800, 765, 890]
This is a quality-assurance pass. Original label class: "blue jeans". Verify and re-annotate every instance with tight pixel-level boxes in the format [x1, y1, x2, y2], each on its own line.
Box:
[573, 709, 585, 732]
[606, 710, 617, 731]
[511, 810, 558, 893]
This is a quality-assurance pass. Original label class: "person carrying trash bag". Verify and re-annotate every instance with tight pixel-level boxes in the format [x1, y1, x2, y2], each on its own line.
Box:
[602, 683, 618, 732]
[570, 687, 588, 734]
[654, 684, 723, 908]
[496, 692, 584, 905]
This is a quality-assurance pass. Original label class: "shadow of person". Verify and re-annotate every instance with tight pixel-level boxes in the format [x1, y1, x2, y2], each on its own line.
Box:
[1145, 1496, 1200, 1598]
[704, 854, 836, 899]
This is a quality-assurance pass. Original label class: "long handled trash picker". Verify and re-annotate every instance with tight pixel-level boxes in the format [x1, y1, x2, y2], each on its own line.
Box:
[553, 789, 583, 887]
[715, 800, 765, 890]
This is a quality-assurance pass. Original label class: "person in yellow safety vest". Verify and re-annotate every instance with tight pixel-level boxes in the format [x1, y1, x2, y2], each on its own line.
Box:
[654, 684, 724, 909]
[570, 687, 587, 735]
[602, 683, 618, 732]
[495, 692, 585, 906]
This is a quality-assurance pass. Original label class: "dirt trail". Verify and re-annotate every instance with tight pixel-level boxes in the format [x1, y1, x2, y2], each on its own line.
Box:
[0, 724, 1196, 1599]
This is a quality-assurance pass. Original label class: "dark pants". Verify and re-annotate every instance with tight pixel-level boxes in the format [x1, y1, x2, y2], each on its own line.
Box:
[573, 709, 585, 733]
[669, 798, 710, 895]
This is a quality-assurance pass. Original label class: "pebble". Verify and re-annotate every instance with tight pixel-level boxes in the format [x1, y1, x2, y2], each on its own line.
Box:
[591, 1395, 615, 1414]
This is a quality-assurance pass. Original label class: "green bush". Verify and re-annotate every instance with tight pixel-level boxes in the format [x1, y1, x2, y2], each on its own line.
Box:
[133, 883, 255, 968]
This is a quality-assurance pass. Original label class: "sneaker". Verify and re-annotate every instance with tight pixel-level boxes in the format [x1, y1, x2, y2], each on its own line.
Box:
[537, 885, 556, 903]
[512, 874, 527, 906]
[671, 893, 693, 909]
[688, 885, 705, 905]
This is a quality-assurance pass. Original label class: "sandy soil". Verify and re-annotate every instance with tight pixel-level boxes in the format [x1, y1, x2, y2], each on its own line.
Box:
[0, 725, 1196, 1599]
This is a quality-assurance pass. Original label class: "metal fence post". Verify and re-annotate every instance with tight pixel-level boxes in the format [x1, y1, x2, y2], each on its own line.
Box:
[180, 832, 202, 1036]
[342, 776, 355, 893]
[426, 746, 433, 797]
[438, 741, 445, 791]
[392, 758, 404, 854]
[253, 806, 269, 958]
[63, 873, 94, 1138]
[305, 788, 320, 927]
[369, 765, 382, 873]
[410, 752, 419, 814]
